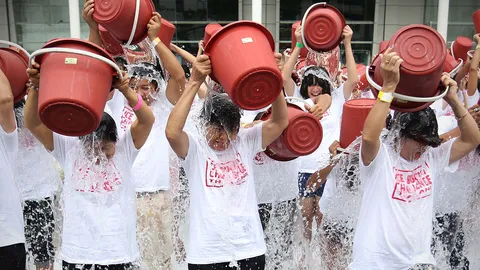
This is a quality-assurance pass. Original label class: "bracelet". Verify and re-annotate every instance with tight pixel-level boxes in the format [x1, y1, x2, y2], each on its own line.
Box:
[132, 94, 143, 111]
[151, 37, 161, 48]
[296, 42, 304, 49]
[455, 110, 468, 121]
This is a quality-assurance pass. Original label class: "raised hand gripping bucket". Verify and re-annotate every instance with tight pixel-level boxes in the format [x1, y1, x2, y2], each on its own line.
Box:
[301, 3, 346, 53]
[474, 9, 480, 34]
[365, 24, 448, 112]
[339, 98, 376, 149]
[30, 38, 122, 136]
[0, 41, 30, 103]
[98, 25, 124, 57]
[292, 21, 308, 58]
[260, 97, 323, 161]
[93, 0, 155, 46]
[158, 19, 176, 48]
[204, 23, 222, 46]
[204, 21, 283, 110]
[451, 36, 473, 62]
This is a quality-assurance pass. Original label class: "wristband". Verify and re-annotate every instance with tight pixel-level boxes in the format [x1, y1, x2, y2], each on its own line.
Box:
[378, 91, 394, 103]
[132, 94, 143, 111]
[151, 37, 161, 48]
[455, 110, 468, 121]
[296, 42, 304, 49]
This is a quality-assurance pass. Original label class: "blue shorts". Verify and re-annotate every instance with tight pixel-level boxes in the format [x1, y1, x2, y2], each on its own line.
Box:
[298, 172, 325, 198]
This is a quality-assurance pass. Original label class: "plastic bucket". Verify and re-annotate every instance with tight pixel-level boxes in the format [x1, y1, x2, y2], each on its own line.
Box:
[98, 25, 124, 57]
[379, 40, 389, 52]
[473, 9, 480, 34]
[301, 3, 345, 52]
[366, 24, 448, 112]
[451, 36, 473, 62]
[260, 98, 323, 161]
[339, 98, 376, 148]
[443, 53, 462, 76]
[30, 38, 122, 136]
[341, 64, 370, 92]
[204, 21, 283, 110]
[291, 21, 308, 58]
[0, 41, 29, 103]
[93, 0, 155, 46]
[158, 19, 176, 48]
[204, 23, 222, 46]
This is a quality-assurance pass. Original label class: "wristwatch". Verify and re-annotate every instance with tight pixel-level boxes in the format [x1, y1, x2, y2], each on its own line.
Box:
[378, 91, 394, 103]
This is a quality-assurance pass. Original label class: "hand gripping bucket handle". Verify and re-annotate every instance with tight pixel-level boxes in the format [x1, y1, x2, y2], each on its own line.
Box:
[29, 48, 123, 80]
[0, 40, 31, 58]
[365, 65, 449, 103]
[300, 2, 327, 53]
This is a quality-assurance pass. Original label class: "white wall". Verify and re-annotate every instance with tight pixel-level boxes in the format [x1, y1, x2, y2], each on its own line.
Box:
[0, 0, 9, 41]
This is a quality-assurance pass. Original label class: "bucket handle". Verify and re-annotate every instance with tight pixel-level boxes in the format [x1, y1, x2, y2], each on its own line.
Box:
[300, 2, 327, 53]
[29, 48, 123, 79]
[450, 40, 456, 60]
[284, 96, 314, 112]
[124, 0, 141, 47]
[449, 58, 464, 77]
[0, 40, 31, 59]
[365, 65, 449, 103]
[467, 50, 474, 59]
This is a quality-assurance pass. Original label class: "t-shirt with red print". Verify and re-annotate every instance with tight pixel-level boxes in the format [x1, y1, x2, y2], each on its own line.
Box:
[181, 123, 266, 264]
[51, 128, 140, 265]
[350, 139, 457, 270]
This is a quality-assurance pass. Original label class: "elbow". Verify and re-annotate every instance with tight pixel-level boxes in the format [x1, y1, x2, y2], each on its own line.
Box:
[362, 130, 377, 146]
[173, 73, 186, 87]
[0, 93, 13, 108]
[165, 126, 178, 142]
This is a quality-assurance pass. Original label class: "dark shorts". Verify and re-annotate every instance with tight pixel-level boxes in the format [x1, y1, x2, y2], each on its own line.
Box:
[298, 172, 325, 198]
[23, 196, 55, 265]
[62, 261, 135, 270]
[188, 255, 265, 270]
[0, 243, 26, 270]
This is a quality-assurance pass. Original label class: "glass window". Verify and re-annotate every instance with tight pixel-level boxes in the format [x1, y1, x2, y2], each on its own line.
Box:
[280, 0, 375, 21]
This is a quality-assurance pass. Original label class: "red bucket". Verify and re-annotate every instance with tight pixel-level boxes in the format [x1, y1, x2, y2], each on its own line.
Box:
[367, 25, 447, 112]
[339, 98, 375, 149]
[341, 64, 369, 92]
[0, 42, 29, 103]
[98, 25, 124, 57]
[93, 0, 155, 45]
[451, 36, 473, 62]
[158, 19, 176, 48]
[301, 3, 345, 52]
[379, 40, 389, 52]
[204, 23, 222, 46]
[443, 53, 462, 75]
[291, 21, 308, 58]
[473, 9, 480, 34]
[260, 102, 323, 161]
[204, 21, 283, 110]
[32, 38, 119, 136]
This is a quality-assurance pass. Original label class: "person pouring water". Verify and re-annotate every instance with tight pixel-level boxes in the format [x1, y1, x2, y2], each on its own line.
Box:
[351, 46, 480, 270]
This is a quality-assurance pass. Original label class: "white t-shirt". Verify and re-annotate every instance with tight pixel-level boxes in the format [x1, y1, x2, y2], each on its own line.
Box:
[181, 123, 266, 264]
[252, 152, 299, 204]
[52, 129, 140, 264]
[0, 125, 25, 247]
[298, 85, 346, 173]
[15, 128, 60, 201]
[350, 139, 457, 270]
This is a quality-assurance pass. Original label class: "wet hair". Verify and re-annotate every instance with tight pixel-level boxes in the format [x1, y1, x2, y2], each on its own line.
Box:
[114, 57, 128, 72]
[14, 99, 26, 128]
[300, 66, 332, 99]
[392, 107, 442, 148]
[130, 62, 165, 89]
[79, 112, 118, 144]
[200, 94, 241, 135]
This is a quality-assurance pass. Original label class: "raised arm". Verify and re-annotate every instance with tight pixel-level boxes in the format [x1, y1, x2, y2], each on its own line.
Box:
[114, 72, 155, 149]
[442, 72, 480, 163]
[0, 70, 15, 133]
[166, 55, 211, 159]
[83, 0, 103, 47]
[467, 34, 480, 97]
[261, 53, 289, 148]
[361, 47, 403, 166]
[282, 27, 302, 97]
[25, 63, 54, 151]
[170, 43, 197, 64]
[342, 25, 358, 100]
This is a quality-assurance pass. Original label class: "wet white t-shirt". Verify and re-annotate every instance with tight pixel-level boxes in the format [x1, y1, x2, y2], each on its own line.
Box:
[181, 123, 266, 264]
[15, 128, 60, 201]
[350, 139, 457, 270]
[298, 85, 346, 173]
[52, 129, 140, 264]
[0, 126, 25, 247]
[252, 152, 299, 204]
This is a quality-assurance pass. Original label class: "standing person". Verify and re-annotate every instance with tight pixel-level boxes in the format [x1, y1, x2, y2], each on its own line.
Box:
[25, 62, 155, 270]
[0, 70, 26, 270]
[166, 52, 289, 269]
[352, 46, 480, 270]
[13, 98, 61, 270]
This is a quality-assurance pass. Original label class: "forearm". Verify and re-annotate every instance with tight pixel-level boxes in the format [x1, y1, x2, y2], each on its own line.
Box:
[467, 47, 480, 95]
[269, 92, 288, 127]
[343, 41, 358, 99]
[363, 97, 391, 142]
[152, 41, 186, 86]
[450, 97, 480, 144]
[171, 44, 196, 64]
[166, 81, 201, 137]
[123, 89, 154, 126]
[282, 46, 301, 96]
[24, 89, 42, 129]
[88, 26, 103, 47]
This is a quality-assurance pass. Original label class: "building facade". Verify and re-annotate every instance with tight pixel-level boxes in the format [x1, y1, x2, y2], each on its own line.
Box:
[0, 0, 478, 65]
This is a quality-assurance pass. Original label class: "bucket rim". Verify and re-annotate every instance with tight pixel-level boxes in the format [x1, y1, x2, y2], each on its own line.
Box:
[38, 38, 116, 65]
